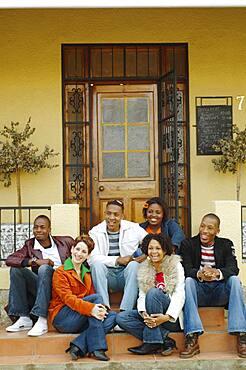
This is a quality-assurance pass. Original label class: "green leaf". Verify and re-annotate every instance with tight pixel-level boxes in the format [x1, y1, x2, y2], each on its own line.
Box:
[0, 118, 59, 191]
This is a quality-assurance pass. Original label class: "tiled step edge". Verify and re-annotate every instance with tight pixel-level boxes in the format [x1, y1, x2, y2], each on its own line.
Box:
[0, 354, 245, 370]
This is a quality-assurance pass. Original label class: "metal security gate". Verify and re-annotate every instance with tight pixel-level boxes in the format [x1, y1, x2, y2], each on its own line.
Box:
[159, 70, 179, 219]
[62, 83, 92, 233]
[158, 64, 190, 235]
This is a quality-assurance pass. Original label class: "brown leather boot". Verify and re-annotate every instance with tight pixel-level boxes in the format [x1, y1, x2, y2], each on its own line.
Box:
[237, 333, 246, 358]
[179, 333, 200, 358]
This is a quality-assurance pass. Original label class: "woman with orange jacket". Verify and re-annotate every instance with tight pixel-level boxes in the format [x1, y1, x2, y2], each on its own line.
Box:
[49, 235, 116, 361]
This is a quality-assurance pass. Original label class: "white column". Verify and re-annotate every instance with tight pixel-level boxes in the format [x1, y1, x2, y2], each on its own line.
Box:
[211, 200, 246, 284]
[0, 267, 10, 289]
[51, 204, 80, 239]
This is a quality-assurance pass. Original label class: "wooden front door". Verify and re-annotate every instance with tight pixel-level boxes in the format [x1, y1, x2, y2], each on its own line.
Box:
[92, 84, 159, 224]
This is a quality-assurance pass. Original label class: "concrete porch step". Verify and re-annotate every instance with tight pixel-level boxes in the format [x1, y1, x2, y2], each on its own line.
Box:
[0, 352, 245, 370]
[0, 305, 235, 369]
[0, 330, 237, 357]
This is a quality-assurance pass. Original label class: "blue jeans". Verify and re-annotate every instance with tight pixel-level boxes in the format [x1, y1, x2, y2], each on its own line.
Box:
[53, 294, 116, 353]
[183, 276, 246, 335]
[90, 261, 139, 310]
[116, 288, 181, 343]
[8, 265, 54, 318]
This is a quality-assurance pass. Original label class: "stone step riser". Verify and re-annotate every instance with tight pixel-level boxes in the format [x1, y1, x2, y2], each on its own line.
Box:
[0, 356, 245, 370]
[0, 331, 237, 357]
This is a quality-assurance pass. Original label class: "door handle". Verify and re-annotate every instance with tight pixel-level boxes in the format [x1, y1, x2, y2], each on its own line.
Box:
[99, 185, 105, 192]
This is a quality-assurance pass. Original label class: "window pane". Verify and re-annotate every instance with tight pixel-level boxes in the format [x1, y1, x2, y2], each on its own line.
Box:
[102, 48, 113, 77]
[128, 152, 150, 177]
[177, 90, 184, 123]
[149, 48, 159, 76]
[103, 126, 125, 150]
[126, 48, 136, 76]
[65, 85, 86, 123]
[90, 48, 102, 77]
[65, 165, 86, 202]
[161, 46, 175, 75]
[63, 47, 76, 79]
[68, 127, 83, 165]
[127, 98, 148, 123]
[103, 153, 125, 178]
[137, 48, 148, 76]
[113, 48, 124, 77]
[102, 98, 124, 123]
[128, 126, 149, 150]
[175, 47, 187, 78]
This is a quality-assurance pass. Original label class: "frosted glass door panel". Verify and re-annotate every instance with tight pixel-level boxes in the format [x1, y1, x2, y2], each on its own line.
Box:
[99, 92, 153, 180]
[102, 99, 124, 123]
[127, 98, 148, 123]
[103, 153, 125, 178]
[128, 152, 150, 177]
[103, 126, 125, 150]
[128, 126, 149, 150]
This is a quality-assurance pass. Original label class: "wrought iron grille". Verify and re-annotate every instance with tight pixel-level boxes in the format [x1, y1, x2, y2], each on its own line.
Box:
[158, 55, 190, 235]
[241, 205, 246, 261]
[63, 83, 91, 233]
[0, 206, 51, 261]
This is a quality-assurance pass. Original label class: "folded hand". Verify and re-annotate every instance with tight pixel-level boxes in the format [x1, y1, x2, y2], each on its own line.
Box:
[91, 304, 108, 320]
[36, 258, 54, 267]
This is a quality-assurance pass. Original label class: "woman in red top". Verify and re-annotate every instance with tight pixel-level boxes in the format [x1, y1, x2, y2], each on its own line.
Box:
[49, 236, 116, 361]
[116, 233, 185, 356]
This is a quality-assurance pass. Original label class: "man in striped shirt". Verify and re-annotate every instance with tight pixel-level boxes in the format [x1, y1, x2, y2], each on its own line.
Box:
[88, 200, 147, 313]
[180, 213, 246, 358]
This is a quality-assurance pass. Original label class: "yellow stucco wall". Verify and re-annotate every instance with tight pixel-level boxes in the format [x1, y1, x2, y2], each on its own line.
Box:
[0, 8, 246, 234]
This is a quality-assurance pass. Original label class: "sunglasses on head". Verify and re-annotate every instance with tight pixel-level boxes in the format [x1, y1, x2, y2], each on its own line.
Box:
[113, 200, 123, 206]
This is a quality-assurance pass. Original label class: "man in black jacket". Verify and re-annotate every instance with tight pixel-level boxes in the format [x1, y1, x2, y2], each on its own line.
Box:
[179, 213, 246, 358]
[5, 215, 74, 336]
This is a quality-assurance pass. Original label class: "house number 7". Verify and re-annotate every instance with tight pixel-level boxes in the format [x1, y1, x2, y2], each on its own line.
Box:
[236, 96, 245, 110]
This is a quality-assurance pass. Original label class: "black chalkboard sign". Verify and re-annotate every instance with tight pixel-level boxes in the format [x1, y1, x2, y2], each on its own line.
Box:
[196, 105, 232, 155]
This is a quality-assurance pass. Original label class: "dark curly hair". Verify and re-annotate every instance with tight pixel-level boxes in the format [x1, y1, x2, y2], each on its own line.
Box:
[141, 233, 173, 256]
[142, 197, 168, 220]
[73, 235, 95, 254]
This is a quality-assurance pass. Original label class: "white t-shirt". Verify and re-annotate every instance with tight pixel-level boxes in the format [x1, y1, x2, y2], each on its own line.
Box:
[33, 236, 62, 269]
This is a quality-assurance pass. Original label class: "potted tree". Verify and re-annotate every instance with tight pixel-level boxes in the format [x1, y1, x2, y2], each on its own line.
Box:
[212, 125, 246, 201]
[0, 118, 59, 223]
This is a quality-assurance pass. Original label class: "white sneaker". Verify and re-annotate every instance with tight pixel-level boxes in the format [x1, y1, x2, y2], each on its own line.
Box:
[6, 317, 33, 332]
[114, 324, 125, 332]
[27, 317, 48, 337]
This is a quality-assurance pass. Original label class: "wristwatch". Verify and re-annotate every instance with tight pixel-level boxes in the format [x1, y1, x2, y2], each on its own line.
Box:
[31, 256, 38, 263]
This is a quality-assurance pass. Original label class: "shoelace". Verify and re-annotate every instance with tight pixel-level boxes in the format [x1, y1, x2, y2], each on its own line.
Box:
[239, 334, 246, 344]
[163, 337, 177, 349]
[185, 334, 196, 345]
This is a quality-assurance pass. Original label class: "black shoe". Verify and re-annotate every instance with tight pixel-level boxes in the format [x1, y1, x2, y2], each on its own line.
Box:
[90, 350, 109, 361]
[161, 336, 177, 356]
[128, 342, 162, 355]
[127, 343, 143, 352]
[65, 344, 85, 361]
